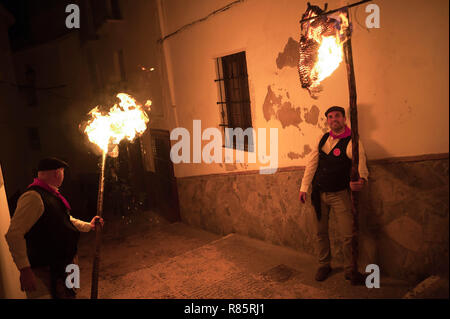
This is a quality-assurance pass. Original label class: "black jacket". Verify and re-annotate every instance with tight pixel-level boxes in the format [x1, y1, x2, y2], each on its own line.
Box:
[24, 186, 80, 272]
[311, 133, 352, 220]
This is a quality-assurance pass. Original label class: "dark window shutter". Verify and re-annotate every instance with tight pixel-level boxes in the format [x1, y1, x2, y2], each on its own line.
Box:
[217, 51, 253, 151]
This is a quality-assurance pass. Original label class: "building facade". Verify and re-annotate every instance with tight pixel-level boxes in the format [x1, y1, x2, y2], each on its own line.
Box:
[156, 0, 449, 282]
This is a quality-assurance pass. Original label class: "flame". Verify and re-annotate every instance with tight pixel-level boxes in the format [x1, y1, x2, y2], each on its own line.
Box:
[84, 93, 151, 153]
[311, 36, 344, 83]
[307, 13, 349, 90]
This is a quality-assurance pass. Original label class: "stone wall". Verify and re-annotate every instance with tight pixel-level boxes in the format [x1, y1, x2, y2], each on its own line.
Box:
[176, 155, 449, 283]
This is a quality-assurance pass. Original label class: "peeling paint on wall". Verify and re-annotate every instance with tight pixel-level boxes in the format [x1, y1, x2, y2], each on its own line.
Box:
[319, 117, 329, 133]
[263, 85, 302, 129]
[263, 85, 281, 121]
[287, 152, 301, 159]
[303, 144, 312, 156]
[287, 144, 312, 160]
[276, 37, 299, 70]
[276, 102, 302, 129]
[304, 105, 320, 125]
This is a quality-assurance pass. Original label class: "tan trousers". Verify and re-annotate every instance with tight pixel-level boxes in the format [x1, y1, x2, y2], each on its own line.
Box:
[315, 189, 354, 273]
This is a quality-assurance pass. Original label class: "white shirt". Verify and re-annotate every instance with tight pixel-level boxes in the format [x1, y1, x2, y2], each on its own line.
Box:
[299, 133, 369, 193]
[5, 190, 92, 270]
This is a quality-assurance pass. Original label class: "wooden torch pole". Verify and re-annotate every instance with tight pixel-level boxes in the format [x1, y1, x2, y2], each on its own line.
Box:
[342, 8, 360, 276]
[90, 151, 107, 299]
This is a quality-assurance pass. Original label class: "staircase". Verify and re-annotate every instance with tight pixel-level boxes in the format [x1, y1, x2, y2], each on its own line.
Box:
[75, 211, 413, 299]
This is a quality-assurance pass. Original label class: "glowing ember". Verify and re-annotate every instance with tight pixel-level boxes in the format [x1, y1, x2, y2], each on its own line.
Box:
[84, 93, 151, 153]
[298, 3, 350, 97]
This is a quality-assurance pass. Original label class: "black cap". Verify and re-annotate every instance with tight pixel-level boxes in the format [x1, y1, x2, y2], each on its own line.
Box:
[325, 106, 346, 117]
[37, 157, 69, 171]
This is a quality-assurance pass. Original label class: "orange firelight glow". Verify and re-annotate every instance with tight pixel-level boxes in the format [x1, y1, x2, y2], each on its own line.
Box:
[308, 13, 349, 90]
[84, 93, 151, 153]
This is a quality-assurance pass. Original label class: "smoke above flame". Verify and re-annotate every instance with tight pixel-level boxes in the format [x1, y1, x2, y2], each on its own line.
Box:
[84, 93, 151, 153]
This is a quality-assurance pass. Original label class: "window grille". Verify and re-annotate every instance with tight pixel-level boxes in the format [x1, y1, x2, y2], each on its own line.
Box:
[215, 51, 253, 151]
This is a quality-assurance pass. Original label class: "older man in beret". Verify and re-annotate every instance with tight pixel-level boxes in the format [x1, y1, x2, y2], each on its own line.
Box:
[299, 106, 369, 285]
[5, 157, 104, 299]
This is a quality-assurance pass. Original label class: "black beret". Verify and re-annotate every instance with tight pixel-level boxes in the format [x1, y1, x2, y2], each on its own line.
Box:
[325, 106, 346, 117]
[37, 157, 69, 171]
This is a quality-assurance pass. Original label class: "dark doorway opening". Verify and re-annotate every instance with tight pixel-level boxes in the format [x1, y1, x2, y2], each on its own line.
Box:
[145, 129, 180, 223]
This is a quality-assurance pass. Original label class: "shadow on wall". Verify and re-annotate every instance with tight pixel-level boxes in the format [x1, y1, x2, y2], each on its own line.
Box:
[358, 103, 389, 159]
[362, 159, 449, 282]
[348, 103, 448, 282]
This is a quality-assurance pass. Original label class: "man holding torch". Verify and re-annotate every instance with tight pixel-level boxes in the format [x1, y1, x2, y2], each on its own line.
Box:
[5, 157, 104, 299]
[299, 106, 368, 285]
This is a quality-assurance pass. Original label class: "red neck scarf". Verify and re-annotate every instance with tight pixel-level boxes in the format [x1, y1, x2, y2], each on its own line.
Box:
[329, 125, 351, 139]
[28, 178, 71, 211]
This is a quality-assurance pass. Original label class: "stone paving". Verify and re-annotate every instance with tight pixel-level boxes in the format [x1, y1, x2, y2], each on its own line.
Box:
[75, 213, 421, 299]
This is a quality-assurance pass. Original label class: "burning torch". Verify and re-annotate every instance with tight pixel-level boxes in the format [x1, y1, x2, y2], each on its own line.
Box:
[83, 93, 151, 298]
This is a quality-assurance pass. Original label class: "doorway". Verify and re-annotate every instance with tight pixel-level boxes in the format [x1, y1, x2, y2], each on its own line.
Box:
[145, 129, 180, 222]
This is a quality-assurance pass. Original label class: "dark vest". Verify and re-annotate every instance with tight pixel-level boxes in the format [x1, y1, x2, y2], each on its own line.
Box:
[311, 133, 352, 220]
[312, 133, 352, 192]
[24, 186, 80, 270]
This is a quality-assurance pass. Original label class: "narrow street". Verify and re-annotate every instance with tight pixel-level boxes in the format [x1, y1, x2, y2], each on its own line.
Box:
[76, 211, 414, 299]
[0, 0, 448, 303]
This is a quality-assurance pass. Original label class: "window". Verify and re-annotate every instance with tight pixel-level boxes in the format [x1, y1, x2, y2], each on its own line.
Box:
[27, 127, 41, 151]
[215, 51, 253, 151]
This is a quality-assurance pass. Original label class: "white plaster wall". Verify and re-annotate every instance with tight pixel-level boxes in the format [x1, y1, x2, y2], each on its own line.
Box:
[158, 0, 449, 178]
[0, 165, 26, 298]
